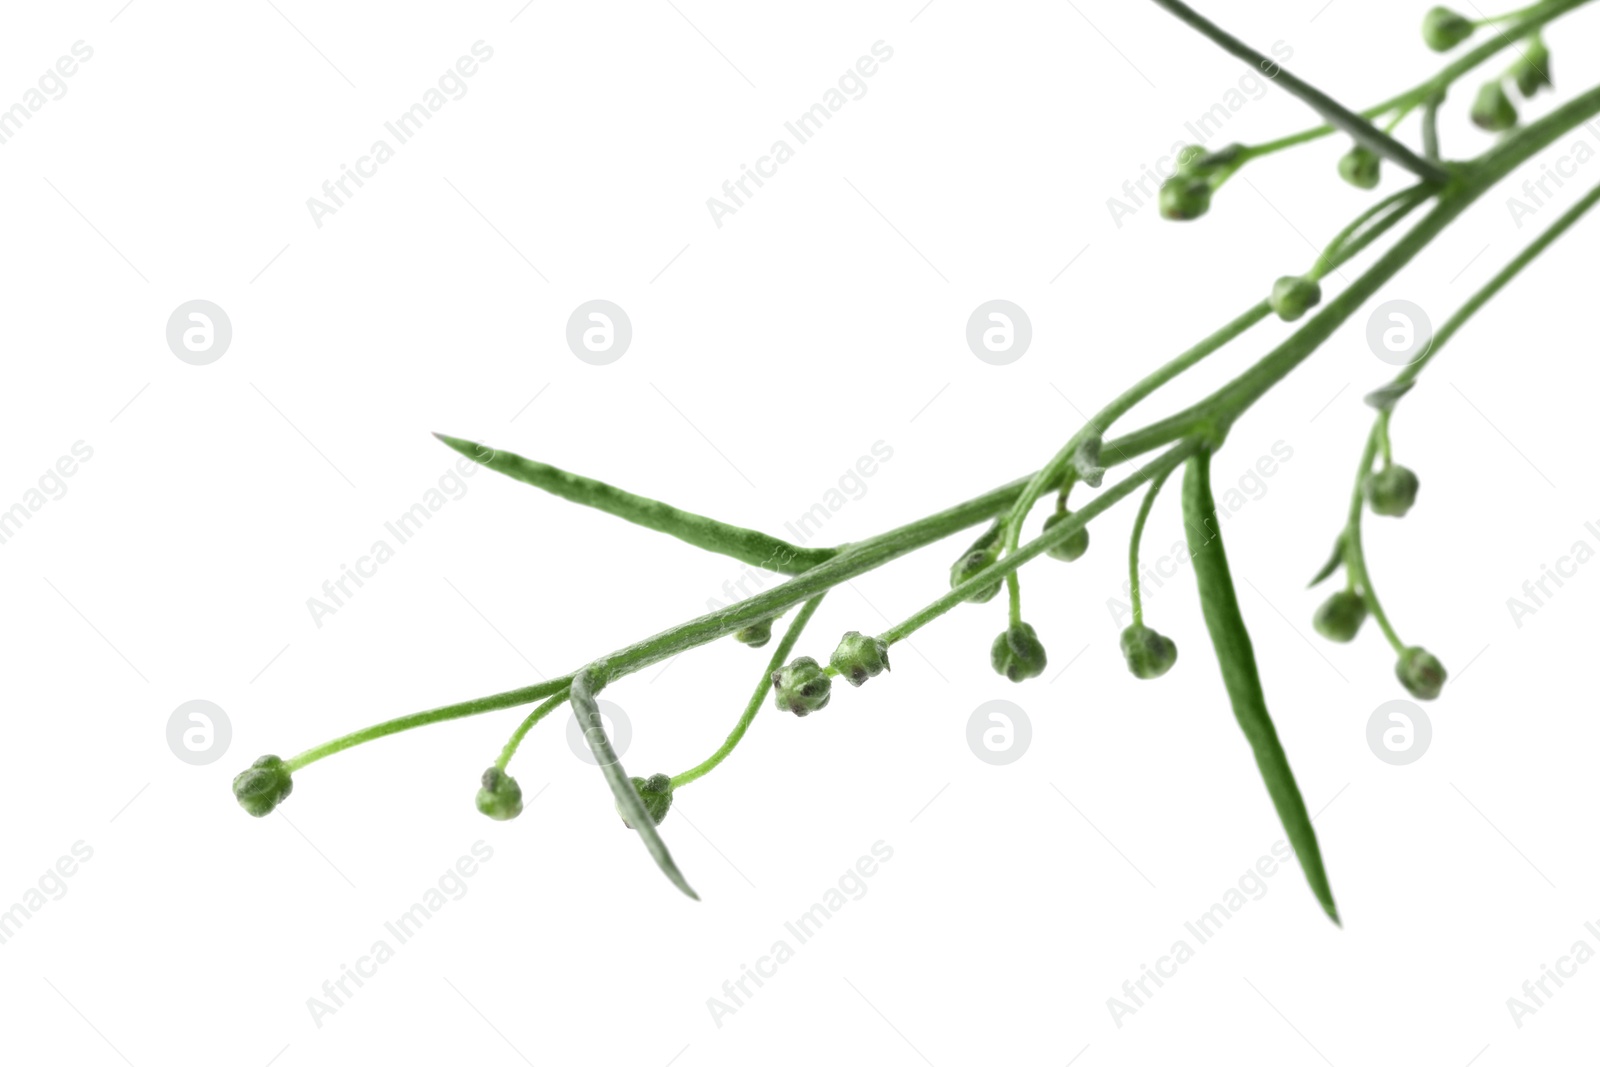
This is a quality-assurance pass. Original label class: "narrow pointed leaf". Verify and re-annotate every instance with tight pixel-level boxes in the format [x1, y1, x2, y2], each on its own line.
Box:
[435, 433, 833, 575]
[1183, 449, 1338, 925]
[1364, 380, 1415, 411]
[1308, 534, 1345, 588]
[570, 670, 699, 901]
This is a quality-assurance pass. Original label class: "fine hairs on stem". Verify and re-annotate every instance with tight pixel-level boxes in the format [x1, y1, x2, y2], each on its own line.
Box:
[230, 1, 1600, 922]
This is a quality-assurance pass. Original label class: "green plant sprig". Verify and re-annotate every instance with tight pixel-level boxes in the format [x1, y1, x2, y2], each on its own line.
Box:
[236, 39, 1600, 916]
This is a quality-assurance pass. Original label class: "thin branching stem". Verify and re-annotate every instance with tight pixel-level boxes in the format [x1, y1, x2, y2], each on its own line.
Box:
[671, 593, 827, 788]
[1147, 0, 1448, 183]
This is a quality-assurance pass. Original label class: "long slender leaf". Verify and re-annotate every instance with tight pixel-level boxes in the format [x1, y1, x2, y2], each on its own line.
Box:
[1307, 534, 1345, 588]
[435, 433, 833, 575]
[570, 669, 699, 900]
[1183, 449, 1338, 924]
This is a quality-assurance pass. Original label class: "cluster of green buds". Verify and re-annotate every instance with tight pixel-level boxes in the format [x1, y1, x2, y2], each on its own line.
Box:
[1424, 6, 1553, 133]
[618, 773, 674, 828]
[232, 755, 294, 817]
[991, 622, 1047, 682]
[1159, 143, 1243, 222]
[1269, 275, 1323, 322]
[1312, 590, 1368, 643]
[1365, 465, 1420, 517]
[771, 656, 831, 715]
[949, 521, 1004, 603]
[1119, 624, 1178, 679]
[475, 767, 524, 820]
[830, 631, 890, 687]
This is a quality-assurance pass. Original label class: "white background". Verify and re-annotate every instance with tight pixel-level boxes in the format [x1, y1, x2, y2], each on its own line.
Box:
[2, 1, 1598, 1064]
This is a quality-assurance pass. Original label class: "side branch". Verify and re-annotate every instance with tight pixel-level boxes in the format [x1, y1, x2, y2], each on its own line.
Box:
[1148, 0, 1449, 184]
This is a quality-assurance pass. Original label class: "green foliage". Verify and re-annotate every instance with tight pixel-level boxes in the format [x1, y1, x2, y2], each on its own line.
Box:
[231, 3, 1600, 920]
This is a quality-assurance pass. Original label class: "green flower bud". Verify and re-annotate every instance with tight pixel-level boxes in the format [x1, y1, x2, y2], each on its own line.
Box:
[1312, 590, 1368, 643]
[991, 622, 1047, 683]
[1396, 646, 1448, 701]
[734, 619, 773, 648]
[1159, 176, 1213, 221]
[771, 656, 832, 716]
[1043, 511, 1090, 562]
[1512, 38, 1552, 97]
[232, 755, 293, 818]
[950, 523, 1004, 603]
[1471, 81, 1518, 132]
[1338, 145, 1381, 190]
[1365, 465, 1420, 517]
[1174, 144, 1207, 173]
[618, 773, 674, 829]
[1269, 275, 1322, 322]
[1421, 6, 1473, 52]
[1119, 624, 1178, 679]
[830, 630, 890, 687]
[475, 767, 523, 821]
